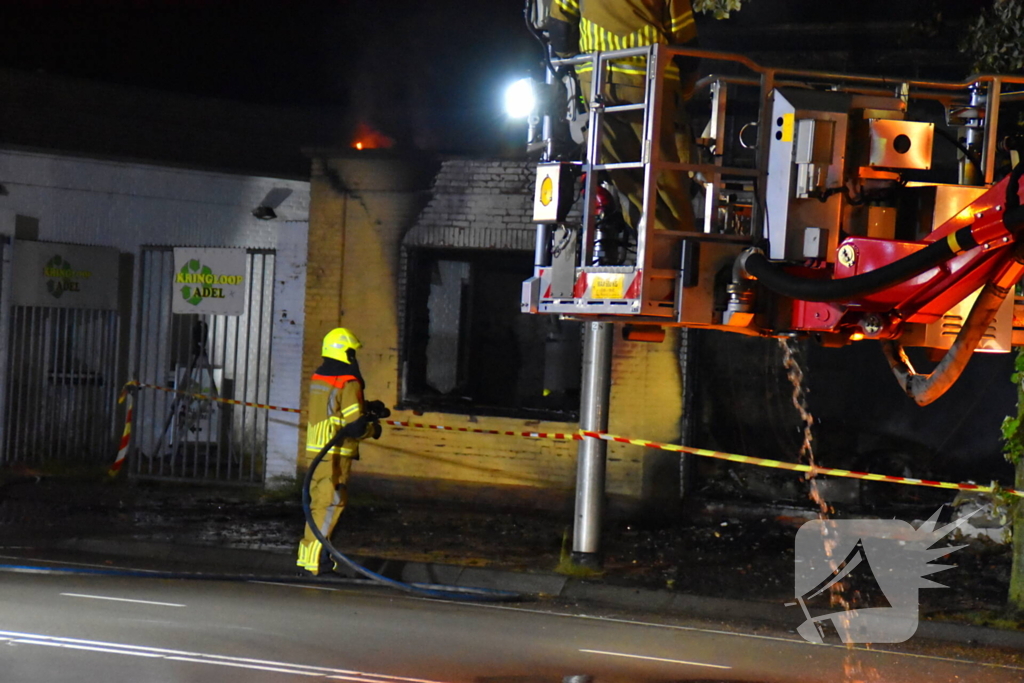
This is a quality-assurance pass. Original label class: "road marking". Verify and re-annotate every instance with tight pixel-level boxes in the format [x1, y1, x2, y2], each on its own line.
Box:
[0, 630, 448, 682]
[453, 601, 1024, 672]
[580, 648, 731, 670]
[164, 656, 322, 677]
[60, 593, 185, 607]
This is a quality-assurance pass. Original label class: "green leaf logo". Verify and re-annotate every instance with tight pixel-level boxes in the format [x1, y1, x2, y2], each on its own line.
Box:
[45, 254, 73, 299]
[179, 260, 212, 306]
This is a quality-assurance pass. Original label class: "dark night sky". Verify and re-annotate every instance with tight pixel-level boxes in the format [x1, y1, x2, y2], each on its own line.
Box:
[0, 0, 541, 152]
[0, 1, 985, 153]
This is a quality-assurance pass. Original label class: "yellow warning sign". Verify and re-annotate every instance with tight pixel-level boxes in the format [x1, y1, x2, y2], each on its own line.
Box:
[540, 175, 553, 206]
[591, 274, 625, 299]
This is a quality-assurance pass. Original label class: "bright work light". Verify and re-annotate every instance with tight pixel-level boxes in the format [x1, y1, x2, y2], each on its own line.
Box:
[504, 77, 538, 119]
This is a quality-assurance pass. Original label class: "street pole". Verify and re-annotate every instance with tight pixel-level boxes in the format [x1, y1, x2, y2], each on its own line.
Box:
[572, 320, 614, 568]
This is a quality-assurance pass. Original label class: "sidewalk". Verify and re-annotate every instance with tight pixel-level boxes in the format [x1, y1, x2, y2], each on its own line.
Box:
[1, 475, 1022, 651]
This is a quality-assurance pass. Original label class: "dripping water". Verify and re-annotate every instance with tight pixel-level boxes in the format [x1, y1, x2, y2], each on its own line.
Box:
[779, 338, 879, 682]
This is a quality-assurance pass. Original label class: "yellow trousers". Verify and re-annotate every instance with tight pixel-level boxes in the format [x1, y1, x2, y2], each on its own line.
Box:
[297, 449, 354, 574]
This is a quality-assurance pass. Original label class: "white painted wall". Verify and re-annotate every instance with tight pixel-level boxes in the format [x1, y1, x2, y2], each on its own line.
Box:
[0, 149, 309, 483]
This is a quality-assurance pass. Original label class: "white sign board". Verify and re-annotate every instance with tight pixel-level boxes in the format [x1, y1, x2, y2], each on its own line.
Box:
[12, 240, 120, 310]
[172, 248, 247, 315]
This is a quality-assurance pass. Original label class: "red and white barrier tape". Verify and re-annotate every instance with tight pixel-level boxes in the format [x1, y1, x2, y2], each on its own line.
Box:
[107, 391, 133, 477]
[120, 380, 301, 414]
[109, 383, 1021, 497]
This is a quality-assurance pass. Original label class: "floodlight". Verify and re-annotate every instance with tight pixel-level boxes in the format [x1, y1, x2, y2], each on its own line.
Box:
[505, 77, 538, 119]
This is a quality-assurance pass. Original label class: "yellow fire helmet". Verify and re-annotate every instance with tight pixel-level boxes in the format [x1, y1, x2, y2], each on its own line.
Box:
[322, 327, 362, 363]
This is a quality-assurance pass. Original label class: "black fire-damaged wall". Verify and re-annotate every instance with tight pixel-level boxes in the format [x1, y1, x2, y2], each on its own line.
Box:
[691, 331, 1016, 500]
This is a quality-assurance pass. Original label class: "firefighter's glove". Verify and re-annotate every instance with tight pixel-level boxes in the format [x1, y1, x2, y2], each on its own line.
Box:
[339, 416, 369, 440]
[365, 400, 391, 421]
[370, 421, 383, 440]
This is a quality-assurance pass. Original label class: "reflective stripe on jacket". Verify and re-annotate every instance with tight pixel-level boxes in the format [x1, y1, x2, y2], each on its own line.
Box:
[306, 373, 364, 458]
[550, 0, 697, 80]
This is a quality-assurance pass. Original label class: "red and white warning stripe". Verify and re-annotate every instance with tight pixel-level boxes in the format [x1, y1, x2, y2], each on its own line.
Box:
[575, 430, 1024, 498]
[383, 420, 579, 441]
[110, 382, 1022, 497]
[107, 391, 133, 477]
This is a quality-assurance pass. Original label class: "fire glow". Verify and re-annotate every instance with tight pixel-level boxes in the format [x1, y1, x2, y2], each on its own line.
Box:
[351, 122, 394, 151]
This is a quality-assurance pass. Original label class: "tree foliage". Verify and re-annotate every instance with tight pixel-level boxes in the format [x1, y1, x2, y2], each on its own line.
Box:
[1004, 349, 1024, 466]
[962, 0, 1024, 73]
[692, 0, 747, 20]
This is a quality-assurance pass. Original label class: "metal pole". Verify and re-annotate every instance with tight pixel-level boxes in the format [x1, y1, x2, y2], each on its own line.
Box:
[572, 320, 614, 567]
[963, 84, 984, 186]
[984, 78, 1002, 186]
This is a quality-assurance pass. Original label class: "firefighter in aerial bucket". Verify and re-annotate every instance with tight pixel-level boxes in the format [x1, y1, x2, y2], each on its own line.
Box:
[547, 0, 700, 235]
[296, 327, 389, 575]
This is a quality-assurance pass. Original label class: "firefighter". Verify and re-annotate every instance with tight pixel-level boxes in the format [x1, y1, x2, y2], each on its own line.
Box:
[296, 327, 386, 575]
[547, 0, 700, 236]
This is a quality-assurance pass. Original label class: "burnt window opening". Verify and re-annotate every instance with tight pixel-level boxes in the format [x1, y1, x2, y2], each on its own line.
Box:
[401, 248, 581, 421]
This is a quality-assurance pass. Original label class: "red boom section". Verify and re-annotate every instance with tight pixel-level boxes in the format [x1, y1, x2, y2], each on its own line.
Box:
[794, 175, 1021, 331]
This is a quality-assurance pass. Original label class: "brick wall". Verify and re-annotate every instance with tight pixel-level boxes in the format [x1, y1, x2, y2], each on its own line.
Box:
[302, 153, 685, 505]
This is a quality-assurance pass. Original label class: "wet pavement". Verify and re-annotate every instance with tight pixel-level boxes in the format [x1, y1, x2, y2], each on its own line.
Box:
[0, 472, 1017, 630]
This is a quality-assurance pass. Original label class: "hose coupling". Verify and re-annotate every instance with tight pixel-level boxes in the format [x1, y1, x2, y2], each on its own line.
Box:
[724, 248, 762, 327]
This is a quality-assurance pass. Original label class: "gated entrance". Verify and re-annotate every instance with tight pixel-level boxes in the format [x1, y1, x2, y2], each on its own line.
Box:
[130, 247, 276, 483]
[1, 240, 122, 466]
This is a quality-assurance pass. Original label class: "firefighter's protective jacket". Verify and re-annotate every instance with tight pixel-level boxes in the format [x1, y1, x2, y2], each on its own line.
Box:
[548, 0, 698, 83]
[305, 367, 370, 460]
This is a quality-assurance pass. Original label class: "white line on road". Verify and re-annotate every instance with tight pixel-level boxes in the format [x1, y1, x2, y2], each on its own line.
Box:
[12, 639, 162, 656]
[164, 656, 322, 677]
[453, 600, 1024, 672]
[0, 630, 449, 682]
[60, 593, 185, 607]
[580, 648, 731, 670]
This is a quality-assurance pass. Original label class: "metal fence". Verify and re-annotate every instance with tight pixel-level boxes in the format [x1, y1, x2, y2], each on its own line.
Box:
[130, 247, 276, 483]
[1, 305, 121, 465]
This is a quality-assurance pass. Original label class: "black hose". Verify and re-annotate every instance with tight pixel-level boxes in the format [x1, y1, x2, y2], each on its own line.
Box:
[743, 226, 978, 303]
[935, 127, 983, 178]
[524, 0, 559, 79]
[301, 432, 522, 602]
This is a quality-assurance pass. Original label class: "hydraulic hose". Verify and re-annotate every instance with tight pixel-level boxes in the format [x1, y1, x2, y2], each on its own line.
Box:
[740, 226, 979, 303]
[882, 248, 1024, 406]
[880, 163, 1024, 405]
[301, 432, 522, 602]
[881, 282, 1003, 406]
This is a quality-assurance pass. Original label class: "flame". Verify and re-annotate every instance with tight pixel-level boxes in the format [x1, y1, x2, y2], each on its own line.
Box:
[350, 122, 394, 151]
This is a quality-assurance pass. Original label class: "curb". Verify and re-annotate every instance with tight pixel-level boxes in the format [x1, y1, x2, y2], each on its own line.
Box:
[36, 537, 1024, 650]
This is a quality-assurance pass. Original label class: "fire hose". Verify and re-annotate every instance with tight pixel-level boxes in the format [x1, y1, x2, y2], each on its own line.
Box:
[300, 425, 522, 602]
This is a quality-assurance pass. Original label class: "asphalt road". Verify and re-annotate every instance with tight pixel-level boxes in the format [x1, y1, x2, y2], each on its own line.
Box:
[0, 565, 1020, 683]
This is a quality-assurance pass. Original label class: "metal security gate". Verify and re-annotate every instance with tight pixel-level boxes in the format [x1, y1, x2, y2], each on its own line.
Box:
[1, 307, 121, 465]
[130, 247, 275, 483]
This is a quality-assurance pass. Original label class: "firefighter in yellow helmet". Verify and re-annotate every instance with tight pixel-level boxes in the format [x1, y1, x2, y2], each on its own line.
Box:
[547, 0, 700, 236]
[296, 327, 388, 575]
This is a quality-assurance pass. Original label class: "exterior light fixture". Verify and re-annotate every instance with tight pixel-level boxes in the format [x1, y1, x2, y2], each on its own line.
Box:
[505, 77, 538, 119]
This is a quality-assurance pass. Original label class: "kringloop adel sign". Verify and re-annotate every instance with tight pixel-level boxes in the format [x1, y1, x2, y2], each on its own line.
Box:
[172, 248, 247, 315]
[12, 240, 120, 310]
